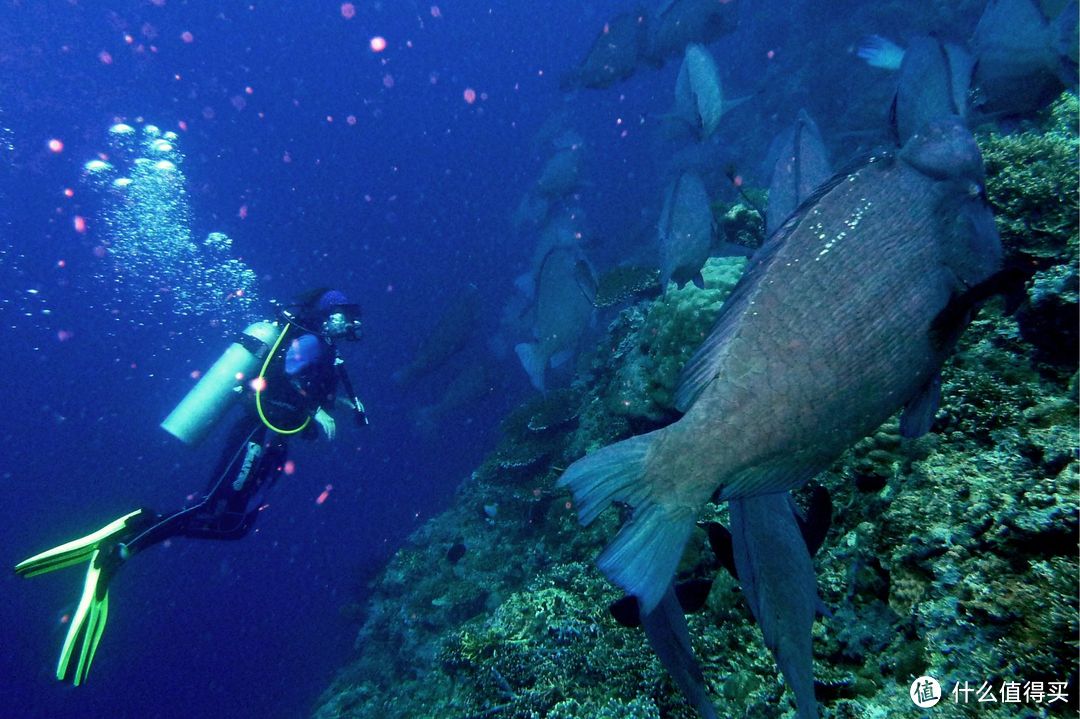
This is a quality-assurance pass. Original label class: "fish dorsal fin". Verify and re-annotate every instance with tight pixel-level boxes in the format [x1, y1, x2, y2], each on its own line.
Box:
[677, 153, 884, 411]
[763, 150, 886, 243]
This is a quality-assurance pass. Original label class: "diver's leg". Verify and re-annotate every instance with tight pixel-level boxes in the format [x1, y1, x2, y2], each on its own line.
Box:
[177, 426, 284, 540]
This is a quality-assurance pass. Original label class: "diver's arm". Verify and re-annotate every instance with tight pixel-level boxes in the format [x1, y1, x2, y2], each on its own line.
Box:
[335, 357, 369, 426]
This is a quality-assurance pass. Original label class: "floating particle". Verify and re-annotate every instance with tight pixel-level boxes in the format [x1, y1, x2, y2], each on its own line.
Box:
[370, 35, 387, 52]
[382, 74, 394, 88]
[180, 31, 194, 43]
[73, 216, 87, 233]
[340, 3, 356, 20]
[430, 6, 441, 18]
[98, 50, 113, 64]
[463, 87, 476, 104]
[346, 115, 357, 125]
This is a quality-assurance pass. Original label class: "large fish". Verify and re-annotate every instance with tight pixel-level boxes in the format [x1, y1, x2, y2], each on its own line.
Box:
[511, 191, 550, 234]
[645, 0, 739, 66]
[516, 211, 585, 300]
[561, 10, 648, 90]
[393, 284, 481, 386]
[535, 147, 583, 198]
[765, 110, 831, 238]
[414, 362, 492, 436]
[672, 43, 736, 138]
[892, 36, 974, 146]
[856, 35, 974, 144]
[515, 245, 596, 392]
[558, 117, 1002, 613]
[971, 0, 1078, 117]
[659, 171, 714, 290]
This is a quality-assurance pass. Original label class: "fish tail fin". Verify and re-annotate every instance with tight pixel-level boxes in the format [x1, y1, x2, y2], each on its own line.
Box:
[514, 342, 547, 392]
[558, 431, 696, 614]
[856, 34, 905, 70]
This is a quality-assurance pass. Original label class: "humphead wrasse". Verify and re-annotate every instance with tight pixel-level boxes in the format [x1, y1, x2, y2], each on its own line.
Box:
[559, 117, 1002, 613]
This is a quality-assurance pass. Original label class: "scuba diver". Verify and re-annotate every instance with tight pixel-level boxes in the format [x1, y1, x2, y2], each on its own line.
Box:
[14, 288, 369, 686]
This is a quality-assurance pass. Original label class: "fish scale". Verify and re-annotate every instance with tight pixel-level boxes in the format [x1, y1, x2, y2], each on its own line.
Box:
[559, 117, 1001, 616]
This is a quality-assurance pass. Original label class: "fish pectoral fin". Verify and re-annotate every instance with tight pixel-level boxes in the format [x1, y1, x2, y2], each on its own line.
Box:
[899, 371, 942, 438]
[640, 584, 720, 719]
[514, 342, 547, 392]
[549, 349, 574, 368]
[792, 485, 833, 556]
[703, 521, 739, 580]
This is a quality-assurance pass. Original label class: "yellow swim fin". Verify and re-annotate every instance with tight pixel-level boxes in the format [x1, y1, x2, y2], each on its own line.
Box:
[56, 549, 111, 686]
[14, 509, 144, 578]
[14, 509, 146, 686]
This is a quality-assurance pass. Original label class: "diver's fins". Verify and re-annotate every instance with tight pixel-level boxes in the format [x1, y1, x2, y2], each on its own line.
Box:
[14, 509, 146, 686]
[14, 509, 145, 578]
[56, 548, 112, 685]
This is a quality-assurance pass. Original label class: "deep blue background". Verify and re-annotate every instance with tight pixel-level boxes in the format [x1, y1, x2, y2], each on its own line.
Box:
[0, 2, 667, 717]
[0, 1, 983, 717]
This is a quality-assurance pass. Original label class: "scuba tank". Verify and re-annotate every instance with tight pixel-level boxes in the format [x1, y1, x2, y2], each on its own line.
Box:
[161, 321, 280, 445]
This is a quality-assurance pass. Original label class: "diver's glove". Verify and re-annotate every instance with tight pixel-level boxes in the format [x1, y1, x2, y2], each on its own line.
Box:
[314, 407, 336, 441]
[352, 397, 369, 426]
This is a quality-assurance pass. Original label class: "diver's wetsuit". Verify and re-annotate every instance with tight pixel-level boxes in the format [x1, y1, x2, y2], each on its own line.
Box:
[103, 323, 341, 564]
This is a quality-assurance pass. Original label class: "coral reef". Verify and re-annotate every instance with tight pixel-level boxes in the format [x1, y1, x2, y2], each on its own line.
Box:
[313, 98, 1078, 719]
[591, 265, 661, 308]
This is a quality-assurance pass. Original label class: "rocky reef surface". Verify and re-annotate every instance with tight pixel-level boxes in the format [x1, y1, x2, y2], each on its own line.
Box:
[313, 95, 1078, 719]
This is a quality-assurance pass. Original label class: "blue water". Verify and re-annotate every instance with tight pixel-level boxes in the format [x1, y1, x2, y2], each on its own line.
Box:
[0, 1, 998, 717]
